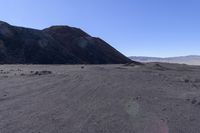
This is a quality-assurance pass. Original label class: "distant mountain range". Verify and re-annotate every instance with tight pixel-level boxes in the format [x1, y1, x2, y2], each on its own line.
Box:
[0, 21, 131, 64]
[130, 55, 200, 65]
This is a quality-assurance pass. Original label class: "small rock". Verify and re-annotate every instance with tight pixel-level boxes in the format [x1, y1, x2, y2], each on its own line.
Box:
[189, 118, 195, 121]
[191, 99, 197, 104]
[34, 71, 52, 76]
[20, 73, 25, 76]
[186, 98, 190, 101]
[30, 71, 34, 73]
[135, 96, 142, 100]
[184, 79, 190, 83]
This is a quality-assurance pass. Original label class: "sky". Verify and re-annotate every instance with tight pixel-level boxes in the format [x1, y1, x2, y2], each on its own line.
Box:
[0, 0, 200, 57]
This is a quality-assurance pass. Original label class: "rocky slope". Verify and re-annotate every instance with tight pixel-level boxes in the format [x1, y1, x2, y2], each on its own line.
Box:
[0, 21, 131, 64]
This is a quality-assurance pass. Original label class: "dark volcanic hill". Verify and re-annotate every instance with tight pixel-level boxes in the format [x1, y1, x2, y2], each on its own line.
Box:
[0, 21, 131, 64]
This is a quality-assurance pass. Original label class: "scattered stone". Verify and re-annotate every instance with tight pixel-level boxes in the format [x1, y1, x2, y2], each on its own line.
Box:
[189, 118, 196, 121]
[191, 99, 197, 104]
[2, 71, 9, 74]
[184, 79, 190, 83]
[33, 71, 52, 76]
[135, 96, 142, 100]
[186, 98, 190, 101]
[20, 73, 25, 76]
[30, 71, 34, 74]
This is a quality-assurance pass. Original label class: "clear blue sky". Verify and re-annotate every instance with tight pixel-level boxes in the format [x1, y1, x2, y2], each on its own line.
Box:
[0, 0, 200, 57]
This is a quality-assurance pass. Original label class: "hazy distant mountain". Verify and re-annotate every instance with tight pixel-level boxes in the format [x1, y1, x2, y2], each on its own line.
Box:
[130, 55, 200, 65]
[0, 21, 131, 64]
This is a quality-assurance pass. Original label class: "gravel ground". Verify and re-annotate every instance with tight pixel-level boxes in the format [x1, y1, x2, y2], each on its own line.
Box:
[0, 63, 200, 133]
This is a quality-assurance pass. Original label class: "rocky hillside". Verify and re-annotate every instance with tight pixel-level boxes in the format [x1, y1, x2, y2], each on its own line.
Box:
[0, 21, 131, 64]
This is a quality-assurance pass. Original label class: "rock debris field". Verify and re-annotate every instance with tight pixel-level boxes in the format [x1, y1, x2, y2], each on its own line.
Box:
[1, 63, 200, 133]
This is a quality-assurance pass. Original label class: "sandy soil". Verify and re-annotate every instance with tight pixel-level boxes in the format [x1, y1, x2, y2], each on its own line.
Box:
[1, 63, 200, 133]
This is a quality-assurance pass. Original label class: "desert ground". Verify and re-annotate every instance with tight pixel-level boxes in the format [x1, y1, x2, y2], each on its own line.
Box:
[1, 63, 200, 133]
